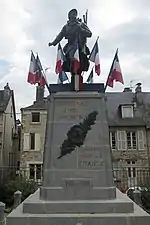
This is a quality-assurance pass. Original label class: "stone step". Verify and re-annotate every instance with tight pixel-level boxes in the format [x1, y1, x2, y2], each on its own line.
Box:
[6, 189, 150, 225]
[40, 186, 116, 200]
[23, 199, 134, 214]
[7, 204, 150, 225]
[22, 189, 133, 214]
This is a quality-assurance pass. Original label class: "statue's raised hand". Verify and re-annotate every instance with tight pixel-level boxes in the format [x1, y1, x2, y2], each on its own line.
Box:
[48, 42, 53, 47]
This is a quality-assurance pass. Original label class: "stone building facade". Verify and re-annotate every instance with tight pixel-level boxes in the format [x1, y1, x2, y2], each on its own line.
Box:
[0, 83, 19, 181]
[20, 83, 150, 188]
[20, 86, 47, 182]
[107, 84, 150, 189]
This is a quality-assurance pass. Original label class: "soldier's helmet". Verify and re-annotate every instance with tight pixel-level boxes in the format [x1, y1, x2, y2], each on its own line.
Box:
[68, 9, 78, 18]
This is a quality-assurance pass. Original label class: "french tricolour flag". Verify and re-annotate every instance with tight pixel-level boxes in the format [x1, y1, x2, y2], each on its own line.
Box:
[57, 71, 69, 84]
[36, 54, 46, 86]
[73, 38, 83, 91]
[73, 38, 80, 73]
[106, 49, 124, 88]
[27, 51, 38, 84]
[55, 43, 65, 74]
[89, 39, 100, 76]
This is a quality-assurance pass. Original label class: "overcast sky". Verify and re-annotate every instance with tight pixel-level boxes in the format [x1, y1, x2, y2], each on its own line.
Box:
[0, 0, 150, 115]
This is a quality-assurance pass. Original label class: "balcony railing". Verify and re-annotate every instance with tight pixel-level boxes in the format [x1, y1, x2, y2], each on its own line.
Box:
[113, 167, 150, 192]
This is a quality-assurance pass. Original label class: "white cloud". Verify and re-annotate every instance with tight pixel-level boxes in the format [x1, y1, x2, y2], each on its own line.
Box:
[0, 0, 35, 114]
[91, 1, 137, 32]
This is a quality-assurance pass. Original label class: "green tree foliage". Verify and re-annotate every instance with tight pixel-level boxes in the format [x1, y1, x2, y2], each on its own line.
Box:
[0, 177, 38, 207]
[141, 189, 150, 213]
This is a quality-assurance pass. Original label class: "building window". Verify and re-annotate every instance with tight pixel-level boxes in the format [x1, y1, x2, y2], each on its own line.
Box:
[121, 105, 133, 118]
[23, 133, 41, 151]
[17, 161, 20, 170]
[32, 112, 40, 123]
[126, 132, 137, 149]
[127, 161, 137, 186]
[115, 130, 144, 151]
[137, 131, 145, 150]
[117, 131, 127, 150]
[29, 164, 43, 182]
[30, 133, 35, 150]
[127, 161, 136, 178]
[110, 132, 116, 150]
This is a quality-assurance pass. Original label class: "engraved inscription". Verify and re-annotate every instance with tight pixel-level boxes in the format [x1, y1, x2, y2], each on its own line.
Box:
[56, 100, 87, 121]
[78, 147, 105, 169]
[58, 115, 84, 120]
[64, 178, 91, 187]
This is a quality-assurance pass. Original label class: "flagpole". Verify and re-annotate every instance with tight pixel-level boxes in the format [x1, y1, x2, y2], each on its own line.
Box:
[43, 68, 51, 94]
[88, 36, 99, 60]
[36, 52, 51, 94]
[86, 66, 94, 83]
[85, 9, 88, 24]
[104, 48, 118, 92]
[92, 65, 94, 83]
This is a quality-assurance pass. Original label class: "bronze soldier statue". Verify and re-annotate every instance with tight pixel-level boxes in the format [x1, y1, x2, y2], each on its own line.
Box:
[48, 9, 92, 89]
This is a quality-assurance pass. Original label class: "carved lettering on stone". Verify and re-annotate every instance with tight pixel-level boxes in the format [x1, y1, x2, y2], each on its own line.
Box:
[56, 100, 87, 121]
[78, 146, 105, 169]
[64, 178, 91, 187]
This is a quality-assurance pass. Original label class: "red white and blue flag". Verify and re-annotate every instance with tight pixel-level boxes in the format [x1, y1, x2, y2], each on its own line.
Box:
[73, 38, 83, 91]
[55, 43, 65, 74]
[89, 39, 100, 76]
[73, 38, 80, 73]
[27, 51, 47, 86]
[27, 51, 38, 84]
[106, 49, 124, 88]
[57, 71, 69, 84]
[36, 54, 46, 86]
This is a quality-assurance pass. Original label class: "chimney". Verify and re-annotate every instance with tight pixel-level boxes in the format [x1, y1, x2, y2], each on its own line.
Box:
[4, 83, 11, 100]
[123, 87, 132, 92]
[36, 85, 45, 102]
[135, 83, 142, 93]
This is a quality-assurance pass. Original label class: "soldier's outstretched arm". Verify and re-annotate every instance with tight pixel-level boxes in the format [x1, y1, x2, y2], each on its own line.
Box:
[48, 26, 65, 46]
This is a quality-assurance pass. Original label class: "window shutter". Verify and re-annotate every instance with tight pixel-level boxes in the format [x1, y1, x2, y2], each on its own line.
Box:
[117, 131, 121, 150]
[110, 132, 116, 150]
[35, 133, 41, 151]
[23, 133, 30, 150]
[117, 131, 127, 150]
[137, 131, 145, 150]
[110, 132, 113, 149]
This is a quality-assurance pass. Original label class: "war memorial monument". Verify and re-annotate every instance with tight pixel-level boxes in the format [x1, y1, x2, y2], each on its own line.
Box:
[6, 8, 150, 225]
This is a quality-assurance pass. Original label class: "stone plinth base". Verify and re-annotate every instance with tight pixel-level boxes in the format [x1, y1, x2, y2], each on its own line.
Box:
[6, 189, 150, 225]
[40, 185, 116, 201]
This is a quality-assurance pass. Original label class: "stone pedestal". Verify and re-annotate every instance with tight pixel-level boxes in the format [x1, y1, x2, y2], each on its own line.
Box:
[7, 92, 150, 225]
[41, 92, 115, 201]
